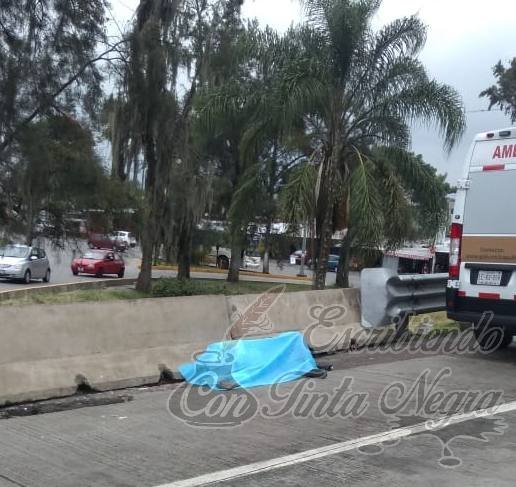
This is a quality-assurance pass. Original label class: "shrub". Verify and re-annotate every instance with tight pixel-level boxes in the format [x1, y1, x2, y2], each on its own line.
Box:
[152, 278, 223, 297]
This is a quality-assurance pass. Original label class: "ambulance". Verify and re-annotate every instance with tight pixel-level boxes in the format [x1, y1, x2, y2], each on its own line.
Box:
[447, 128, 516, 350]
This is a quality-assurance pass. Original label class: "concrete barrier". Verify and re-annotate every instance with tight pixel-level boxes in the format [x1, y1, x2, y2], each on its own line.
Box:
[0, 296, 229, 405]
[228, 288, 366, 353]
[1, 287, 379, 405]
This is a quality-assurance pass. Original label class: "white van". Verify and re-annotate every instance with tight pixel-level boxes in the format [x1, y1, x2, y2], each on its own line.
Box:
[447, 127, 516, 349]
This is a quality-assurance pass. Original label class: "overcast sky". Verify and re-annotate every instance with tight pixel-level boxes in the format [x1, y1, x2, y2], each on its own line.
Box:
[110, 0, 516, 182]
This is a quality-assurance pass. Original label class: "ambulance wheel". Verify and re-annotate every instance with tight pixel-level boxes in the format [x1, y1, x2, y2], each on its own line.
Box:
[474, 324, 513, 352]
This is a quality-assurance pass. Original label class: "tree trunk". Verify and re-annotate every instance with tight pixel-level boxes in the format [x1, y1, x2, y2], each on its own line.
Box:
[336, 192, 352, 288]
[313, 201, 333, 290]
[312, 138, 344, 289]
[262, 219, 272, 274]
[263, 143, 278, 275]
[177, 220, 192, 280]
[165, 242, 174, 264]
[25, 229, 34, 247]
[136, 138, 157, 294]
[25, 201, 34, 246]
[133, 160, 139, 184]
[313, 154, 336, 290]
[153, 244, 161, 265]
[336, 232, 352, 288]
[137, 235, 154, 294]
[227, 239, 243, 283]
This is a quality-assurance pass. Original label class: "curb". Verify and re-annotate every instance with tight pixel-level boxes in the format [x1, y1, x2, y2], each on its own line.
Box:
[151, 265, 312, 282]
[0, 278, 138, 302]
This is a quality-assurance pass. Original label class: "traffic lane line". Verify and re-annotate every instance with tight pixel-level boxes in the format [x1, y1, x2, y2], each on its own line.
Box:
[156, 400, 516, 487]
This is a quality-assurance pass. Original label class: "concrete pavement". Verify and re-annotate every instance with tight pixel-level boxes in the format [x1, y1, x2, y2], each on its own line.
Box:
[0, 339, 515, 486]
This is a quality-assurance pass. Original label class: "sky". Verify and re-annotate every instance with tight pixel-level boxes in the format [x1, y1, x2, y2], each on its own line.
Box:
[110, 0, 516, 183]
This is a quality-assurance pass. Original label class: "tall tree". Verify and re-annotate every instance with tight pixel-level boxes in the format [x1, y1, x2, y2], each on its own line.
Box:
[197, 25, 306, 281]
[195, 24, 259, 283]
[237, 29, 310, 275]
[0, 0, 111, 160]
[481, 59, 516, 122]
[279, 0, 465, 288]
[172, 0, 244, 280]
[8, 116, 104, 244]
[112, 0, 243, 292]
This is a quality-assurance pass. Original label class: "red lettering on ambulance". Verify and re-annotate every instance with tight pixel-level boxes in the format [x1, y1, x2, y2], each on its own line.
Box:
[502, 145, 514, 158]
[493, 145, 516, 159]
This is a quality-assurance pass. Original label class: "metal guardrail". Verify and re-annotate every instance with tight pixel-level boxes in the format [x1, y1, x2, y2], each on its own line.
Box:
[360, 268, 448, 329]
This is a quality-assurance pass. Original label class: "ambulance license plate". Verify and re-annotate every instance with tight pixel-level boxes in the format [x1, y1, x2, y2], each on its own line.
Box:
[477, 270, 502, 286]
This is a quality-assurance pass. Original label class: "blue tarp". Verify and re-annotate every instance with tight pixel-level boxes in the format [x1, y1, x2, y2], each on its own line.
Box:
[179, 331, 317, 390]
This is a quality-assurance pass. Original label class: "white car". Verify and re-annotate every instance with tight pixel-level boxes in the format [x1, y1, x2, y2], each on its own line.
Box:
[244, 254, 262, 269]
[111, 231, 137, 249]
[208, 247, 261, 270]
[0, 245, 51, 284]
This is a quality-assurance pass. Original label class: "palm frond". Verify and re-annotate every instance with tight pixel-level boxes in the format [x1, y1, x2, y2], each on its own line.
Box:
[374, 146, 450, 240]
[369, 16, 427, 67]
[382, 79, 466, 151]
[228, 163, 264, 227]
[372, 154, 414, 247]
[349, 149, 382, 246]
[281, 160, 318, 224]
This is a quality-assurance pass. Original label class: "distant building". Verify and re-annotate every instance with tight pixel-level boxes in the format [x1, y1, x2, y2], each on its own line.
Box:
[381, 193, 454, 274]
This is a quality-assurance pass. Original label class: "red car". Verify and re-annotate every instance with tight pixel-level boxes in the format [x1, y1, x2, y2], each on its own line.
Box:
[71, 250, 125, 278]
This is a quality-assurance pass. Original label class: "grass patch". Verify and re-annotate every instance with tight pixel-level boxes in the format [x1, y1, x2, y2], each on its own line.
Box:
[0, 278, 308, 306]
[409, 311, 460, 336]
[152, 278, 305, 297]
[0, 288, 147, 306]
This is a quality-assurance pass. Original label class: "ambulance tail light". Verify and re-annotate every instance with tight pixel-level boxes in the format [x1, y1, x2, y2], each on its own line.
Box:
[449, 223, 463, 280]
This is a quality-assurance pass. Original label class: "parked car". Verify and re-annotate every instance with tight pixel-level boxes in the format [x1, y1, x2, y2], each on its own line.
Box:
[327, 254, 339, 272]
[71, 250, 125, 278]
[293, 250, 312, 267]
[87, 233, 127, 252]
[243, 254, 261, 269]
[207, 247, 262, 270]
[112, 231, 137, 248]
[0, 245, 51, 284]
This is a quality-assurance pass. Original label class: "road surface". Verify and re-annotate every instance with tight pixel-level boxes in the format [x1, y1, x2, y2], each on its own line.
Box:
[0, 336, 515, 486]
[0, 241, 359, 291]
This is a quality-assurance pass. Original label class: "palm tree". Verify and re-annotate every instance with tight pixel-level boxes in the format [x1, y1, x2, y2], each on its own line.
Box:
[279, 0, 465, 289]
